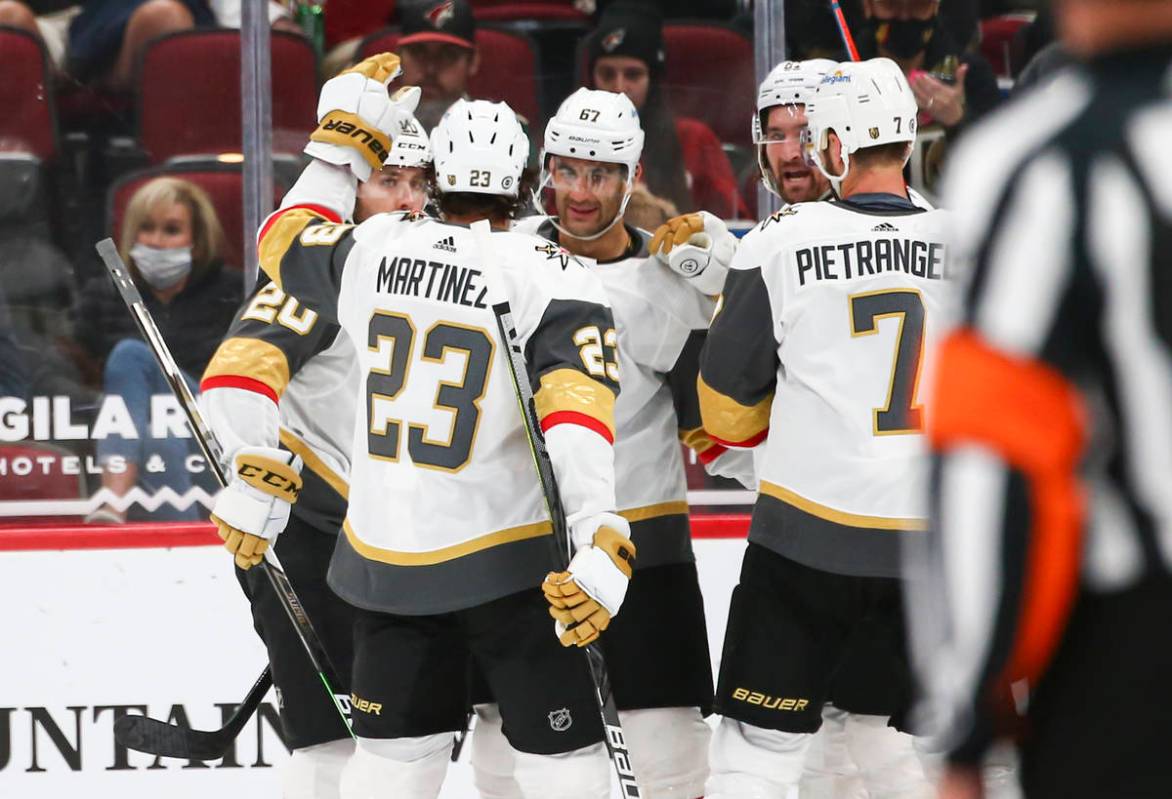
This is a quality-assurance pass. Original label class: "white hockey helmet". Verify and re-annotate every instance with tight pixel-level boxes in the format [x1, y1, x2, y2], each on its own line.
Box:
[538, 88, 644, 241]
[752, 58, 836, 198]
[542, 87, 644, 177]
[385, 112, 432, 169]
[430, 99, 528, 197]
[803, 58, 918, 190]
[752, 58, 837, 144]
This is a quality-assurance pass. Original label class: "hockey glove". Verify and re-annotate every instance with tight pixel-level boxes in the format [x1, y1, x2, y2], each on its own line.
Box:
[210, 447, 302, 570]
[543, 516, 637, 647]
[649, 211, 737, 296]
[305, 52, 420, 182]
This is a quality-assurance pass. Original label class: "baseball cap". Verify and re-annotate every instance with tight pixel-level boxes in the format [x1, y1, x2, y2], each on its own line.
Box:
[398, 0, 476, 50]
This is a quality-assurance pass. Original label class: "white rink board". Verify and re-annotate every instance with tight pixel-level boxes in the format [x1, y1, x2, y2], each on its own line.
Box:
[0, 538, 747, 798]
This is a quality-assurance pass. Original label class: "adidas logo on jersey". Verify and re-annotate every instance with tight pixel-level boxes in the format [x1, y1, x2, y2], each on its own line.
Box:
[872, 222, 899, 232]
[433, 236, 457, 252]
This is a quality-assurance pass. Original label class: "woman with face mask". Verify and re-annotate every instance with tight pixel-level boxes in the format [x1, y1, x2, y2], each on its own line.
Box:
[76, 176, 241, 523]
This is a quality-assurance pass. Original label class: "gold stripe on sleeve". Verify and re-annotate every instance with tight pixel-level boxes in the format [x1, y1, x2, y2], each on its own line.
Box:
[697, 373, 772, 445]
[534, 367, 617, 439]
[679, 426, 718, 456]
[343, 518, 553, 566]
[279, 428, 349, 500]
[202, 337, 292, 398]
[258, 209, 316, 289]
[760, 481, 927, 531]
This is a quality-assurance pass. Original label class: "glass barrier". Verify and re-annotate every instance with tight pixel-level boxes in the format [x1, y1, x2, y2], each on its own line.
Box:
[0, 1, 1030, 526]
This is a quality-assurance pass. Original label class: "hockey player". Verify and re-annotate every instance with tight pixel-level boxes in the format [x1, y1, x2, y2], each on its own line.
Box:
[213, 52, 634, 799]
[699, 58, 950, 798]
[466, 86, 749, 799]
[756, 58, 938, 798]
[199, 83, 433, 798]
[355, 112, 433, 220]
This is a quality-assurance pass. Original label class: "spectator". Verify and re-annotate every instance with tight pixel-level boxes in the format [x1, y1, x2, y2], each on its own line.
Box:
[76, 177, 240, 522]
[64, 0, 295, 91]
[0, 0, 80, 72]
[585, 1, 749, 219]
[859, 0, 1000, 133]
[396, 0, 480, 131]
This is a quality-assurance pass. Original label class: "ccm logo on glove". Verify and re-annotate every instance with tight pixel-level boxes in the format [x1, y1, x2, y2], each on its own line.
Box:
[237, 460, 301, 502]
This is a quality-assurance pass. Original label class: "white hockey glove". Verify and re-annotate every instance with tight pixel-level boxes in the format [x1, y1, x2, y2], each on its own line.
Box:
[210, 446, 302, 570]
[542, 512, 636, 648]
[305, 52, 420, 182]
[649, 211, 737, 296]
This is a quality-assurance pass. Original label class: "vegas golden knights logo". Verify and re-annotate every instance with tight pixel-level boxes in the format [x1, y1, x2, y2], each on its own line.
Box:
[869, 127, 880, 140]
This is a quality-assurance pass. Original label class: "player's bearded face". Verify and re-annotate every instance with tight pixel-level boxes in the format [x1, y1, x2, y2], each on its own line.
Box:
[764, 105, 830, 204]
[549, 156, 628, 238]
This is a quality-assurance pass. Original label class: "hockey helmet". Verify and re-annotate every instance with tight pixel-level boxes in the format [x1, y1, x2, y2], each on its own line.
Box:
[386, 111, 432, 169]
[430, 99, 528, 197]
[803, 58, 917, 189]
[752, 59, 836, 198]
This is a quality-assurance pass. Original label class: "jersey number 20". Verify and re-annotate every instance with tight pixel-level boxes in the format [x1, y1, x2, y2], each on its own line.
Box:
[366, 311, 494, 471]
[850, 289, 925, 436]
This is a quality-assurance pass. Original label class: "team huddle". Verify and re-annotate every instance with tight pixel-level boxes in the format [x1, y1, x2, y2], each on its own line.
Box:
[198, 49, 953, 799]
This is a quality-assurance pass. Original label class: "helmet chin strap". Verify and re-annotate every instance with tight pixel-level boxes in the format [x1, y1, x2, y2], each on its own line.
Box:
[815, 146, 851, 199]
[535, 172, 635, 243]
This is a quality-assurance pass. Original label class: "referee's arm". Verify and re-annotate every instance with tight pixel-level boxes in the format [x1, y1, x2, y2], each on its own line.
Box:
[918, 150, 1093, 763]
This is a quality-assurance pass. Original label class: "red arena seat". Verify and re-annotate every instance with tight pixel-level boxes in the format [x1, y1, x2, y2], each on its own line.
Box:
[136, 29, 317, 164]
[663, 22, 754, 147]
[980, 13, 1034, 78]
[359, 24, 541, 125]
[108, 161, 286, 271]
[470, 2, 589, 23]
[0, 26, 58, 161]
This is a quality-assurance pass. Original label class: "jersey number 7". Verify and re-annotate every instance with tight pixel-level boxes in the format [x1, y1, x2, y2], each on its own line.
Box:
[850, 289, 925, 436]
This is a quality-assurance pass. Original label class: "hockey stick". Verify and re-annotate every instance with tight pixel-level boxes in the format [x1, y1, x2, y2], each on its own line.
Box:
[471, 221, 641, 797]
[829, 0, 861, 61]
[95, 239, 353, 759]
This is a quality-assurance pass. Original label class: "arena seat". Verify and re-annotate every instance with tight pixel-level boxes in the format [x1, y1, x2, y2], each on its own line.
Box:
[136, 29, 317, 164]
[663, 22, 754, 147]
[359, 25, 541, 125]
[324, 0, 397, 49]
[108, 160, 287, 271]
[980, 13, 1035, 78]
[0, 442, 88, 523]
[470, 2, 589, 23]
[0, 26, 58, 161]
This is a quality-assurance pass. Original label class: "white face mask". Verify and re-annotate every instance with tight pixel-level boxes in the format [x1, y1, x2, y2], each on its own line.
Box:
[130, 243, 193, 290]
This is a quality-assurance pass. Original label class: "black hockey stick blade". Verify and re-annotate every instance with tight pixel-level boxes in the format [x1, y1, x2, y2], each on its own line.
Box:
[114, 667, 273, 760]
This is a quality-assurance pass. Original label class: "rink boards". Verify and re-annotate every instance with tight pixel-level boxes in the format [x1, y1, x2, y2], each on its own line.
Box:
[0, 519, 749, 798]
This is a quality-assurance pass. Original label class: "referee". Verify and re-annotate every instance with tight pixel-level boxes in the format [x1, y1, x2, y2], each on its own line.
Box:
[909, 1, 1172, 797]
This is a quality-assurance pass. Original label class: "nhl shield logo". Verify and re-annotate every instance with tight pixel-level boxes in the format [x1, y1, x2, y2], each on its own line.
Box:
[869, 127, 880, 140]
[548, 708, 573, 732]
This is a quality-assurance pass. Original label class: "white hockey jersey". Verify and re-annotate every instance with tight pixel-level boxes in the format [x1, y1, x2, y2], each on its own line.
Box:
[202, 282, 357, 534]
[700, 194, 954, 578]
[515, 216, 746, 568]
[258, 205, 620, 614]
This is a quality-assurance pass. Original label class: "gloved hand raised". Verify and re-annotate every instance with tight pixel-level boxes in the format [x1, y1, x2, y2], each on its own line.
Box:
[211, 446, 302, 570]
[305, 52, 421, 181]
[543, 512, 637, 647]
[650, 211, 737, 296]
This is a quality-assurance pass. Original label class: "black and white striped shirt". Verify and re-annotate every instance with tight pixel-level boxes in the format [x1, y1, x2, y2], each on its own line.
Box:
[911, 45, 1172, 761]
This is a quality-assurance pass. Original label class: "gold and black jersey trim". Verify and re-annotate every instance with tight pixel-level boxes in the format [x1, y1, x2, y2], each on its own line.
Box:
[534, 367, 617, 442]
[697, 373, 772, 448]
[202, 337, 292, 401]
[342, 517, 552, 567]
